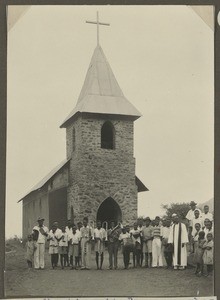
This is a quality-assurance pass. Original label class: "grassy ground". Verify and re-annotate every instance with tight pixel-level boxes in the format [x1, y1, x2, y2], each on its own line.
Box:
[4, 239, 214, 297]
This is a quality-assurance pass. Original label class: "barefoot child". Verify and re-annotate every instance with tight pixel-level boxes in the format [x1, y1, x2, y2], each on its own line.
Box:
[192, 223, 202, 253]
[203, 233, 214, 276]
[94, 220, 106, 270]
[26, 234, 36, 268]
[69, 225, 81, 269]
[194, 231, 206, 276]
[47, 223, 60, 269]
[58, 226, 68, 269]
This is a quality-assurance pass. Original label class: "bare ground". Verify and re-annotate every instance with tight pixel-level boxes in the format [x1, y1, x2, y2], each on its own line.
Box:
[4, 240, 214, 297]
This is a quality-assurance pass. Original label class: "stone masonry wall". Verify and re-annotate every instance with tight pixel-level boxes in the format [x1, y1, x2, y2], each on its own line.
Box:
[66, 114, 138, 225]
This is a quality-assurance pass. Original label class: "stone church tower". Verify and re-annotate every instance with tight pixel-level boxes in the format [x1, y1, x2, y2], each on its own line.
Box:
[19, 35, 147, 238]
[60, 45, 147, 226]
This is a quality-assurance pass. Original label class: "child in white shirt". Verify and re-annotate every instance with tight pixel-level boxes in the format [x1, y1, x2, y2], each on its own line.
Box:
[130, 222, 141, 268]
[68, 225, 81, 269]
[58, 226, 68, 269]
[94, 220, 106, 270]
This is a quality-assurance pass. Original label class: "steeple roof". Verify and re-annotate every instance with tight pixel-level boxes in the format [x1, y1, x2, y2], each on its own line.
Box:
[60, 45, 141, 128]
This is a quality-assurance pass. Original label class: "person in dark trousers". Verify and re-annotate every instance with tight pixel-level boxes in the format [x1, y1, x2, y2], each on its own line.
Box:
[119, 225, 134, 269]
[107, 221, 121, 270]
[161, 219, 172, 268]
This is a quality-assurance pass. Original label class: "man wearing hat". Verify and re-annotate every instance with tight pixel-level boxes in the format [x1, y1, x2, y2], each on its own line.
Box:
[32, 217, 49, 269]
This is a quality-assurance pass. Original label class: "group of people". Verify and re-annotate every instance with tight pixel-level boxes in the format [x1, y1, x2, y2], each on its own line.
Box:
[25, 201, 214, 276]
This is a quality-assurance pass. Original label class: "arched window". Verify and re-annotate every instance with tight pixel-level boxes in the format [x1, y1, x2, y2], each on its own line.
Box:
[72, 127, 76, 151]
[101, 121, 115, 149]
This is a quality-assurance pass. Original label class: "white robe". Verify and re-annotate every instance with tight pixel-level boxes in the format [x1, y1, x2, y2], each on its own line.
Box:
[168, 222, 188, 267]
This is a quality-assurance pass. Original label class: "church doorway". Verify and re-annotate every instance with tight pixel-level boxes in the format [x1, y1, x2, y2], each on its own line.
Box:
[96, 197, 122, 228]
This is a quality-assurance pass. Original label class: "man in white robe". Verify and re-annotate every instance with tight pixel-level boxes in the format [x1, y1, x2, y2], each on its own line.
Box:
[168, 214, 189, 270]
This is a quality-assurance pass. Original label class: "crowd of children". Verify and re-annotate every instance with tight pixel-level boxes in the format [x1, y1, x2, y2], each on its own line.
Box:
[26, 202, 214, 276]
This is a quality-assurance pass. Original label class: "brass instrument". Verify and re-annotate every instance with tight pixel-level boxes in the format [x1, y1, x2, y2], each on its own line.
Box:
[108, 222, 122, 241]
[118, 222, 123, 229]
[111, 222, 123, 231]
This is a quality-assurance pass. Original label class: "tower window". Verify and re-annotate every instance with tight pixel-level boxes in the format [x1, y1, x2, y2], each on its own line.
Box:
[72, 127, 76, 151]
[101, 121, 115, 149]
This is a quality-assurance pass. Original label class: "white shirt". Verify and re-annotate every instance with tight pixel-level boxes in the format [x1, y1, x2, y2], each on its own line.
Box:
[48, 229, 61, 246]
[201, 212, 213, 222]
[58, 232, 68, 247]
[68, 231, 81, 244]
[94, 228, 106, 240]
[32, 225, 49, 244]
[119, 232, 131, 245]
[65, 226, 73, 238]
[80, 225, 92, 239]
[130, 229, 141, 244]
[161, 226, 171, 240]
[186, 209, 202, 226]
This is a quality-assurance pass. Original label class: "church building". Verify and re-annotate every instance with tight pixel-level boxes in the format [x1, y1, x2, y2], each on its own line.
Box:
[19, 16, 148, 238]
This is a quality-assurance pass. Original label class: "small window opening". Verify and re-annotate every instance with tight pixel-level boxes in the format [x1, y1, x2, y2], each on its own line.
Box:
[101, 121, 115, 149]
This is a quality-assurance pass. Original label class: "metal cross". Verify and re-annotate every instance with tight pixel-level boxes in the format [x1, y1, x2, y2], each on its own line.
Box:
[86, 11, 110, 46]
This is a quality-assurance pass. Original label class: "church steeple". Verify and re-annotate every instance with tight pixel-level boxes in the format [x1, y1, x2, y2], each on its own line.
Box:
[60, 45, 141, 128]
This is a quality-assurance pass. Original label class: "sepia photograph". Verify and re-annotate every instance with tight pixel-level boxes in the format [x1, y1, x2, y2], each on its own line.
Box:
[5, 5, 214, 297]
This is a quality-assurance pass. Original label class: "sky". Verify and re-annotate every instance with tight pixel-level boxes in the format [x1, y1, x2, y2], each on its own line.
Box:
[6, 5, 214, 238]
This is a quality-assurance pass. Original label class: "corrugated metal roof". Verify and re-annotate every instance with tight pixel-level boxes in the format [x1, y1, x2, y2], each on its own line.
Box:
[60, 46, 141, 128]
[18, 158, 70, 202]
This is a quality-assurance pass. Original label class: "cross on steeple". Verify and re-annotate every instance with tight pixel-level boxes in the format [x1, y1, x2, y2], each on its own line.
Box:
[86, 11, 110, 46]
